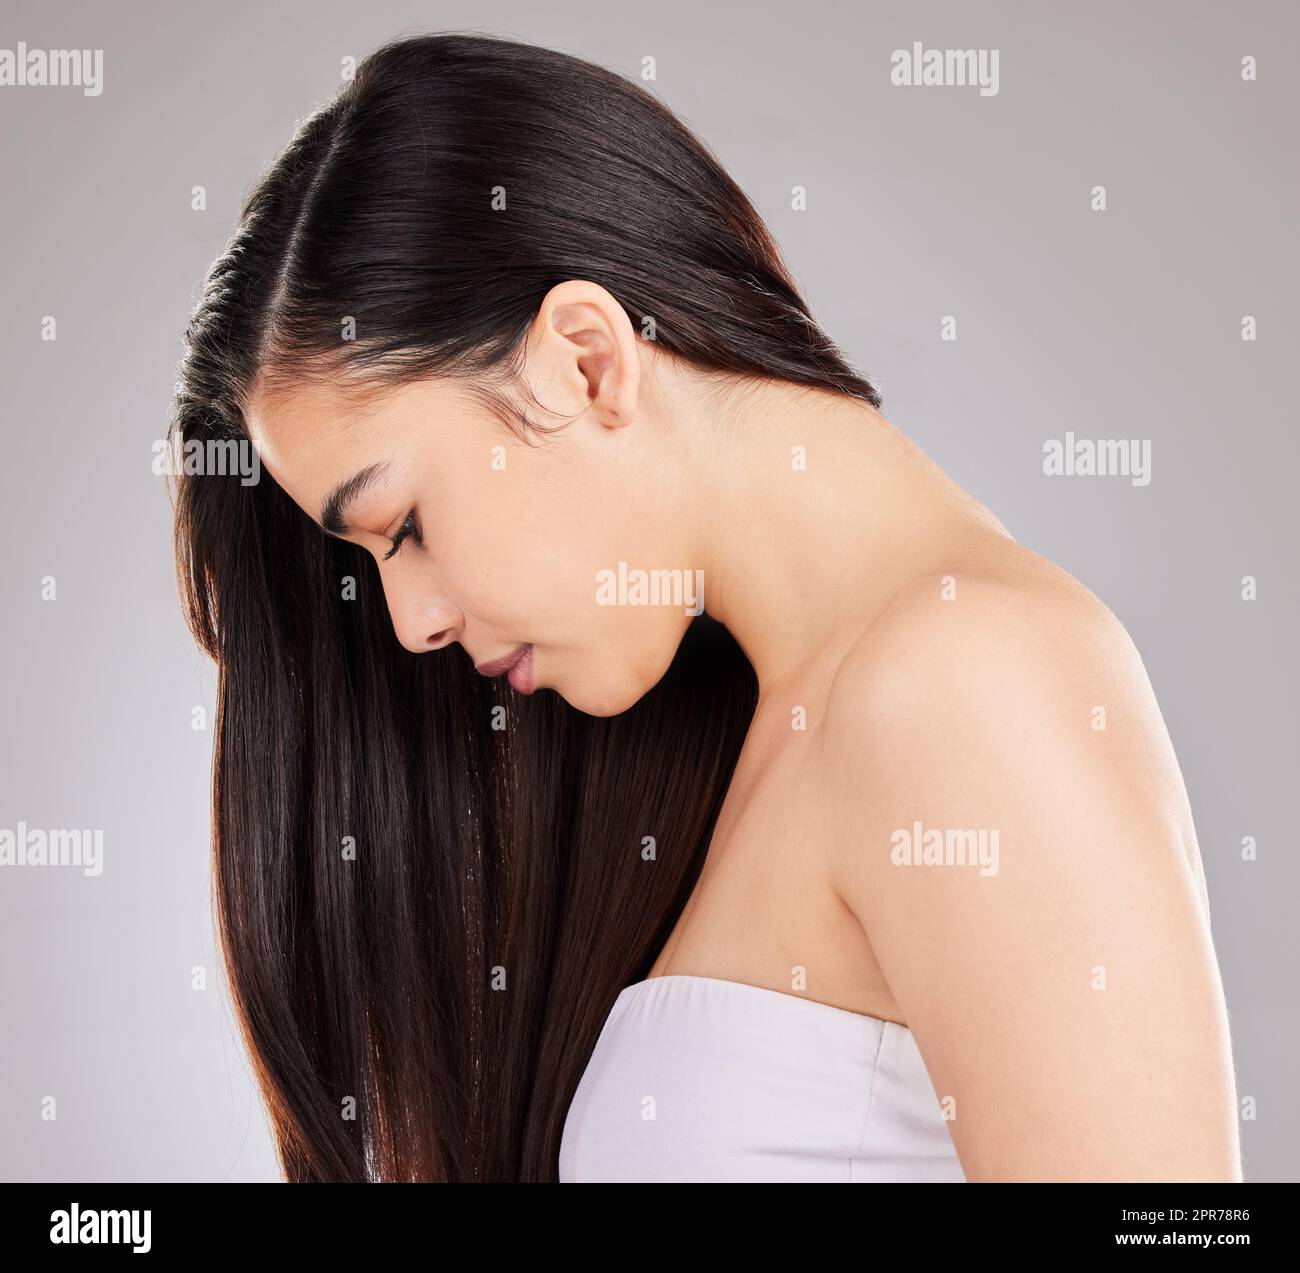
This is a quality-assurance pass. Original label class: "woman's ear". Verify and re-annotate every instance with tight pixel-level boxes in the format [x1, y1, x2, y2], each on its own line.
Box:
[522, 279, 641, 428]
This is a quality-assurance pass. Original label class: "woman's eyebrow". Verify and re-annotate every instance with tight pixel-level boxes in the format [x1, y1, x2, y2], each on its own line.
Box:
[320, 460, 391, 535]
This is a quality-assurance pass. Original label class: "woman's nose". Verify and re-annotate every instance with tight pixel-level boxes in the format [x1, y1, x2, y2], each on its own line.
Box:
[423, 624, 459, 651]
[382, 571, 462, 654]
[395, 606, 462, 654]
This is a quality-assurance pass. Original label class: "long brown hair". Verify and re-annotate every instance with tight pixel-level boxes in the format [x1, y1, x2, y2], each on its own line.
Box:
[169, 31, 882, 1181]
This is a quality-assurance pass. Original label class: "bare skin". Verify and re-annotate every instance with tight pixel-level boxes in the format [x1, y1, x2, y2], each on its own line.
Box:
[246, 279, 1241, 1182]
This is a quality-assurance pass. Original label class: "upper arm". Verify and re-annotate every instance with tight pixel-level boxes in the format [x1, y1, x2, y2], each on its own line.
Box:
[822, 575, 1240, 1181]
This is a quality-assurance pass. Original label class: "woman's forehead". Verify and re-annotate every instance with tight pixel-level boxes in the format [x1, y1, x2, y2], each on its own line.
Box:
[243, 374, 474, 517]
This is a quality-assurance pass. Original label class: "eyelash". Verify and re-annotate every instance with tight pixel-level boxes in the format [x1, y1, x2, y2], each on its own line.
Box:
[383, 511, 422, 560]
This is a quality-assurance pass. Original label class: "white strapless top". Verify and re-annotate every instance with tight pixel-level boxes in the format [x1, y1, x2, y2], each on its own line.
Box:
[558, 974, 965, 1183]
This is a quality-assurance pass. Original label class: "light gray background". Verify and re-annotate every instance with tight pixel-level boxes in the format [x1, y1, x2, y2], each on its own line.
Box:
[1, 0, 1295, 1182]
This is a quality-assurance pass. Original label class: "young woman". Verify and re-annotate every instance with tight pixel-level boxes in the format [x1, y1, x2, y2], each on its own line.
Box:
[170, 32, 1240, 1183]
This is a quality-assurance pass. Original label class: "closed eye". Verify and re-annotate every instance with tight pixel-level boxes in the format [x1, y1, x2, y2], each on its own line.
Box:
[383, 511, 421, 560]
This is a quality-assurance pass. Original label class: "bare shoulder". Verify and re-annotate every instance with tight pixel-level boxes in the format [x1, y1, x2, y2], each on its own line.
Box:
[821, 543, 1190, 835]
[825, 544, 1147, 745]
[816, 542, 1238, 1180]
[820, 542, 1202, 885]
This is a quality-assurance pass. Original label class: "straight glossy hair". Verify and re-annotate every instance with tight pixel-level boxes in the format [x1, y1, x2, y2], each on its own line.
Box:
[170, 31, 882, 1181]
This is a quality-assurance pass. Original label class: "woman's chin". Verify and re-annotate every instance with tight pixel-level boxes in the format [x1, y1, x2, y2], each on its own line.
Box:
[553, 674, 648, 719]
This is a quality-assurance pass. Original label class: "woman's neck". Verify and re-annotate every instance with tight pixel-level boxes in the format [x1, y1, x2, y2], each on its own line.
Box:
[670, 377, 1010, 700]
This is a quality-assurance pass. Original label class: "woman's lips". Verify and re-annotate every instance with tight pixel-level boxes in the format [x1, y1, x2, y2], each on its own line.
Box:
[474, 643, 534, 693]
[506, 644, 534, 694]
